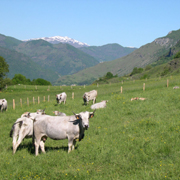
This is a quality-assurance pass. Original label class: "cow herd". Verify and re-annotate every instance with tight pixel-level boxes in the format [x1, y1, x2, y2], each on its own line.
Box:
[8, 90, 108, 156]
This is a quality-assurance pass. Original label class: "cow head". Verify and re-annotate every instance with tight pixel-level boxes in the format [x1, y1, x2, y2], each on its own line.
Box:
[0, 99, 4, 106]
[37, 108, 46, 115]
[73, 110, 95, 130]
[83, 93, 88, 103]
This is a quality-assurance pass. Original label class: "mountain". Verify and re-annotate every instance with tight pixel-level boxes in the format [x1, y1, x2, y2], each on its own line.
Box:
[14, 40, 99, 76]
[55, 29, 180, 85]
[0, 34, 99, 82]
[79, 43, 137, 62]
[0, 34, 22, 49]
[23, 36, 89, 48]
[0, 46, 59, 81]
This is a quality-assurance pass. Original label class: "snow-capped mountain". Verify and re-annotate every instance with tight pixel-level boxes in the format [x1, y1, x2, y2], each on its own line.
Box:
[23, 36, 89, 48]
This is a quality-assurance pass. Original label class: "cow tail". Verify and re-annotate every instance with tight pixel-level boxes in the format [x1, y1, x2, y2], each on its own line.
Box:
[9, 121, 23, 138]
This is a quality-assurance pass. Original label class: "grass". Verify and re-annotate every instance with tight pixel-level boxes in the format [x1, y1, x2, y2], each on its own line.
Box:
[1, 75, 180, 179]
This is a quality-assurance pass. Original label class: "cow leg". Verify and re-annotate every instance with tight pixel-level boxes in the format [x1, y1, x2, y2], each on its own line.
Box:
[34, 137, 41, 156]
[12, 132, 18, 154]
[72, 139, 76, 151]
[39, 140, 46, 154]
[68, 137, 74, 153]
[13, 127, 27, 154]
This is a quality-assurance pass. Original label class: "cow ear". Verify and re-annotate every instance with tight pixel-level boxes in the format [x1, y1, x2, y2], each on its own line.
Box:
[27, 113, 31, 118]
[75, 115, 80, 119]
[89, 113, 94, 119]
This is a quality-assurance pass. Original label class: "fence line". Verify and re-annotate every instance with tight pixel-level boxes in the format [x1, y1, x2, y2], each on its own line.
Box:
[6, 77, 177, 110]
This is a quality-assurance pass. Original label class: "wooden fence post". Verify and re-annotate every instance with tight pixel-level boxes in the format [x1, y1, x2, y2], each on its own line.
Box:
[97, 83, 99, 87]
[13, 99, 15, 110]
[84, 85, 85, 88]
[143, 83, 145, 91]
[48, 95, 50, 102]
[167, 79, 169, 87]
[20, 99, 22, 107]
[38, 96, 40, 104]
[72, 92, 74, 99]
[27, 97, 29, 106]
[33, 97, 35, 104]
[44, 96, 45, 102]
[121, 86, 123, 94]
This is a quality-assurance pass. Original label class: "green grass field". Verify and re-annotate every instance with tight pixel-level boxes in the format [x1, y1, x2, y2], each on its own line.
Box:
[0, 76, 180, 179]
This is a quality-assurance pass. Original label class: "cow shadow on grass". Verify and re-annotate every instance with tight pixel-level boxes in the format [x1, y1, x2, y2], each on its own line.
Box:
[9, 142, 79, 155]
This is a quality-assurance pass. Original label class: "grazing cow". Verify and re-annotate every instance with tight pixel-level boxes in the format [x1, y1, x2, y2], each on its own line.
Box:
[173, 86, 179, 89]
[53, 111, 66, 116]
[56, 92, 67, 104]
[91, 100, 108, 109]
[139, 97, 146, 101]
[131, 97, 139, 101]
[31, 110, 95, 156]
[0, 99, 7, 112]
[10, 110, 46, 154]
[83, 90, 97, 105]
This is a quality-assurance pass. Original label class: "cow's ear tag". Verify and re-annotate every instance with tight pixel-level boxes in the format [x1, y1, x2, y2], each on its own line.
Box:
[76, 116, 79, 119]
[90, 114, 94, 118]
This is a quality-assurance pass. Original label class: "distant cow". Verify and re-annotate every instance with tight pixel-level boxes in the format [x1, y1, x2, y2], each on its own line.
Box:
[56, 92, 67, 104]
[83, 90, 97, 105]
[0, 98, 7, 112]
[53, 111, 66, 116]
[173, 86, 179, 89]
[131, 97, 139, 101]
[139, 97, 146, 101]
[31, 110, 95, 156]
[91, 100, 108, 109]
[10, 110, 46, 154]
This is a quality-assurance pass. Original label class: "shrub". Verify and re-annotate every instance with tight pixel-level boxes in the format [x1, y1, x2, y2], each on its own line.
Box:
[174, 51, 180, 59]
[130, 67, 143, 76]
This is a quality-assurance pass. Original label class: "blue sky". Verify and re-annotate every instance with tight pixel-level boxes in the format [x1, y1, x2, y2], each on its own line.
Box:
[1, 0, 180, 48]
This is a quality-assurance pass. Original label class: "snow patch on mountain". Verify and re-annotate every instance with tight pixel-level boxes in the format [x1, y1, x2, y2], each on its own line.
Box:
[23, 36, 89, 48]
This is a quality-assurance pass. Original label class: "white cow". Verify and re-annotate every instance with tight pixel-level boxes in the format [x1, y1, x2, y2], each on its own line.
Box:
[91, 100, 108, 109]
[56, 92, 67, 104]
[53, 111, 66, 116]
[83, 90, 97, 105]
[0, 98, 7, 112]
[10, 110, 46, 154]
[31, 110, 95, 156]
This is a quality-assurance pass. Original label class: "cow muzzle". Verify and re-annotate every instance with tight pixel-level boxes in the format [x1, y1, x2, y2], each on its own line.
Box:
[84, 125, 89, 130]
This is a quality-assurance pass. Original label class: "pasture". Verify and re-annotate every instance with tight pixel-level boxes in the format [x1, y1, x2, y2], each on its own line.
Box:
[0, 76, 180, 179]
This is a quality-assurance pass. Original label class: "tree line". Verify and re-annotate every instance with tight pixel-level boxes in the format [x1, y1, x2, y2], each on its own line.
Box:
[0, 56, 51, 90]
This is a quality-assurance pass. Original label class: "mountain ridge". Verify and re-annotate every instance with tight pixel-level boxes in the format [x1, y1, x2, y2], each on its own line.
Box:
[23, 36, 89, 48]
[55, 29, 180, 85]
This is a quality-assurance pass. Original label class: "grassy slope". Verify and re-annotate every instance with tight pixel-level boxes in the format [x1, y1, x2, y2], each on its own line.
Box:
[1, 76, 180, 179]
[55, 29, 180, 85]
[55, 42, 166, 85]
[79, 43, 137, 62]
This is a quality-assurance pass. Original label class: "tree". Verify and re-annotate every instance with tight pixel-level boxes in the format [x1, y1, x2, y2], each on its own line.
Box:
[12, 74, 28, 84]
[32, 78, 51, 85]
[105, 72, 114, 79]
[130, 67, 143, 76]
[0, 56, 9, 90]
